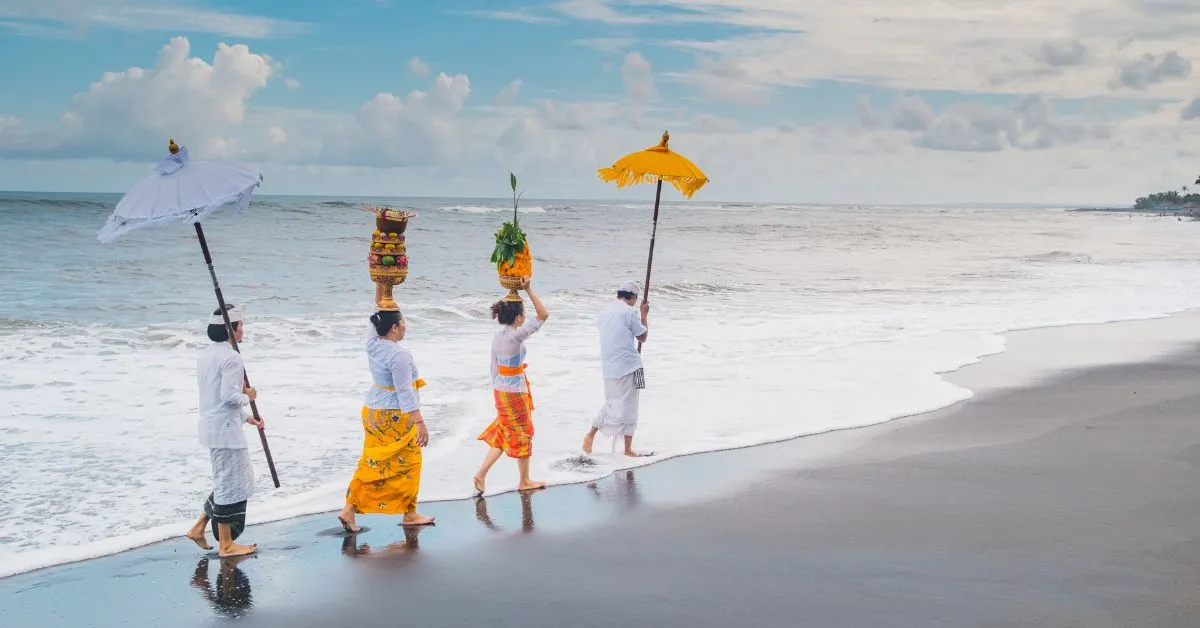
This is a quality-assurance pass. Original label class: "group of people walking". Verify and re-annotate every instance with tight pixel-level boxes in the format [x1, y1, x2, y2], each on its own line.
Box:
[186, 279, 651, 555]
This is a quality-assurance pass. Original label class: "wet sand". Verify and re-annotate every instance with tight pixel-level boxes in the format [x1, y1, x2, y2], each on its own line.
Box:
[5, 318, 1200, 627]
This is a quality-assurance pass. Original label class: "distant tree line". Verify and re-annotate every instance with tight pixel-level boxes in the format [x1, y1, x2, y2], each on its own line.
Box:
[1134, 180, 1200, 209]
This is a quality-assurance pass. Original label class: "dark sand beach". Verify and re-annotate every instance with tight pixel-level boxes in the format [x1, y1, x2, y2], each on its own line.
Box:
[4, 319, 1200, 627]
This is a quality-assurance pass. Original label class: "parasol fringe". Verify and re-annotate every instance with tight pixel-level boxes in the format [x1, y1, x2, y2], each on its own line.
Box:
[96, 184, 258, 243]
[597, 167, 706, 200]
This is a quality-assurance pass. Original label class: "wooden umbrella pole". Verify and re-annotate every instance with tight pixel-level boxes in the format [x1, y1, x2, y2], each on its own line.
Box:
[194, 223, 281, 488]
[638, 178, 664, 354]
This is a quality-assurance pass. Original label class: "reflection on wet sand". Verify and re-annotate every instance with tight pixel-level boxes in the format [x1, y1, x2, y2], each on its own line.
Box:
[586, 470, 643, 514]
[474, 490, 536, 534]
[189, 556, 253, 618]
[340, 524, 425, 557]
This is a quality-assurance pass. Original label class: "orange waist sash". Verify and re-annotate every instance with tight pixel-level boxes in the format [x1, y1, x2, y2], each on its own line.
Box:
[373, 378, 427, 392]
[496, 363, 532, 400]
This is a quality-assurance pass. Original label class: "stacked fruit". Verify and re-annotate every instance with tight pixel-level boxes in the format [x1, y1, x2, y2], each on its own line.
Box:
[368, 229, 409, 285]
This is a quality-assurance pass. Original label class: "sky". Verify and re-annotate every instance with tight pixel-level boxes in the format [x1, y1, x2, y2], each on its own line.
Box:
[0, 0, 1198, 204]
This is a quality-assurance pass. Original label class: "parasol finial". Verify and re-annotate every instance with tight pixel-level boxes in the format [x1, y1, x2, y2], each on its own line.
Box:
[659, 130, 669, 149]
[168, 138, 179, 154]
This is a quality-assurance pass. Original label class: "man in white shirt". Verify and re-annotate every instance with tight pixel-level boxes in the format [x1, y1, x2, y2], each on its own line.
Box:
[184, 304, 262, 557]
[582, 281, 651, 457]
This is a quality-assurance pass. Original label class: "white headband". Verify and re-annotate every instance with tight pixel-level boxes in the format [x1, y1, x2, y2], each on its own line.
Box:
[209, 304, 245, 326]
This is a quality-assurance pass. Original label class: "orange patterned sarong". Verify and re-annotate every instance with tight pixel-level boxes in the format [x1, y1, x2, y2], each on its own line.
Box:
[345, 406, 422, 514]
[478, 390, 535, 458]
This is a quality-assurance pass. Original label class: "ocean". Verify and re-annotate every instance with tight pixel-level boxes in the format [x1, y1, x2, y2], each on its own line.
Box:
[3, 192, 1200, 578]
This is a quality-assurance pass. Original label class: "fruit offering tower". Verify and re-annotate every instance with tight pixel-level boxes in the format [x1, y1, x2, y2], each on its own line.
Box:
[367, 206, 416, 311]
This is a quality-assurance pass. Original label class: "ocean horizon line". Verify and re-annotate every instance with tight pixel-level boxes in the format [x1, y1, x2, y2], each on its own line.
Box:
[0, 189, 1131, 210]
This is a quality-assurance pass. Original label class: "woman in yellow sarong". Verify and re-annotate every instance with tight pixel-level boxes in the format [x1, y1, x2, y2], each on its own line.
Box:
[337, 309, 434, 532]
[474, 279, 550, 495]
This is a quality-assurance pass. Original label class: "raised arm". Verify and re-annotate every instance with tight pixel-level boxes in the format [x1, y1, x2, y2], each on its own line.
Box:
[523, 279, 549, 322]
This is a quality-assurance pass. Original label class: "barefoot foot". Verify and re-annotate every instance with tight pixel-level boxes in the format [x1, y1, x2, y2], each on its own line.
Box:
[402, 512, 435, 526]
[518, 480, 546, 492]
[624, 450, 653, 458]
[185, 530, 212, 550]
[472, 475, 485, 497]
[337, 515, 360, 533]
[218, 542, 257, 558]
[338, 505, 361, 533]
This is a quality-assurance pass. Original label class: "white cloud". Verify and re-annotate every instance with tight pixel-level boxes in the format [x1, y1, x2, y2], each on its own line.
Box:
[574, 37, 636, 53]
[856, 94, 881, 128]
[664, 55, 773, 105]
[1182, 98, 1200, 121]
[557, 0, 1200, 101]
[284, 77, 301, 90]
[890, 95, 936, 132]
[621, 52, 656, 103]
[0, 36, 274, 160]
[1111, 51, 1192, 90]
[884, 94, 1110, 152]
[456, 8, 562, 24]
[1037, 41, 1088, 67]
[8, 29, 1200, 206]
[498, 116, 540, 152]
[3, 94, 1198, 205]
[691, 114, 738, 133]
[552, 0, 655, 24]
[0, 0, 308, 38]
[318, 72, 472, 167]
[494, 79, 523, 106]
[536, 100, 608, 130]
[408, 56, 431, 78]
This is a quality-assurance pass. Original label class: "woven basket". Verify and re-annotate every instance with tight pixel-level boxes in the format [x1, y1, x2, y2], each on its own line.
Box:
[370, 206, 416, 234]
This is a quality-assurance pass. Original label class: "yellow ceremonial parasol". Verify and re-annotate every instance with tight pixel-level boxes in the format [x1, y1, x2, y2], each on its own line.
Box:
[598, 130, 708, 351]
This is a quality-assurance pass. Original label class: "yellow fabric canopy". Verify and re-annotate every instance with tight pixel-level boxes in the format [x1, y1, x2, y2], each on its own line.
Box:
[597, 131, 709, 199]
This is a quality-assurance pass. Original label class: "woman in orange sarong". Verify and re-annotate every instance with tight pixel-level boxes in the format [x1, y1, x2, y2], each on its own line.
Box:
[337, 309, 434, 533]
[474, 279, 550, 495]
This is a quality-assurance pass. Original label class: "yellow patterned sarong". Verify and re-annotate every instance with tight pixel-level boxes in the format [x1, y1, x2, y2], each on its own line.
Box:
[345, 405, 422, 515]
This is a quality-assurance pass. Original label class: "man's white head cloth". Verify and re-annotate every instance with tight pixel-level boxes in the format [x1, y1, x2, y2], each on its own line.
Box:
[618, 281, 639, 295]
[209, 304, 246, 326]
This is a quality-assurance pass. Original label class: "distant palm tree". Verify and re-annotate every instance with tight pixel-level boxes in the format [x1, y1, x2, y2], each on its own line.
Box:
[1184, 185, 1190, 193]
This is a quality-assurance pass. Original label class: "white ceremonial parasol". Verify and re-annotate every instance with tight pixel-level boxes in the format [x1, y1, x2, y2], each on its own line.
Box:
[97, 139, 280, 487]
[97, 142, 262, 243]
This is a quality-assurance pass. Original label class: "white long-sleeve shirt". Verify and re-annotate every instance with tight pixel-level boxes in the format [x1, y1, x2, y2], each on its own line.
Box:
[363, 333, 421, 412]
[491, 317, 543, 393]
[597, 301, 646, 379]
[196, 341, 251, 449]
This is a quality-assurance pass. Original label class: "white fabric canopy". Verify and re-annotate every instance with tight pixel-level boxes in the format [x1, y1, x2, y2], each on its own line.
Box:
[97, 146, 263, 243]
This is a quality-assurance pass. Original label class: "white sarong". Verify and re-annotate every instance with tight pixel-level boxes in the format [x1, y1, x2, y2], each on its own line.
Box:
[593, 371, 640, 437]
[209, 447, 255, 506]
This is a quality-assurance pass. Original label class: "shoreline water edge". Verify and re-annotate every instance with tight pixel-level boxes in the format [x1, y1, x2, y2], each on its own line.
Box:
[4, 312, 1200, 627]
[5, 310, 1200, 582]
[5, 196, 1200, 579]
